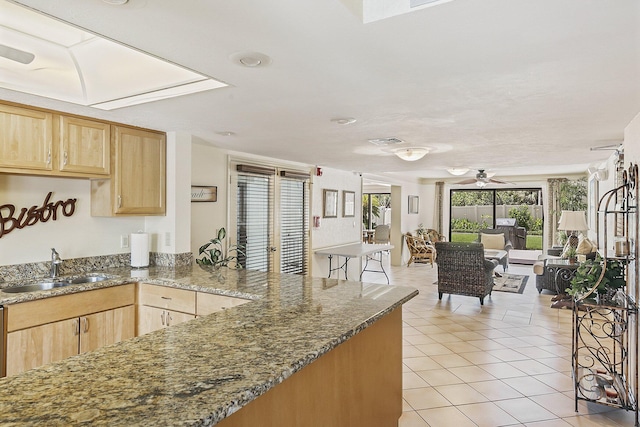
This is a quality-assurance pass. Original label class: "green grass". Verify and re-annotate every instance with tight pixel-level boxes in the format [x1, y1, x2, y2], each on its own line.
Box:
[451, 232, 542, 250]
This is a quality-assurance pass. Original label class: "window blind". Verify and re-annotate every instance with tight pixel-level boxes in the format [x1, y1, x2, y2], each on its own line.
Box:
[236, 173, 273, 272]
[280, 177, 309, 275]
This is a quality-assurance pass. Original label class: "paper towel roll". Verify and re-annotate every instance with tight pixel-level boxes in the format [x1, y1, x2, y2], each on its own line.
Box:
[130, 232, 149, 268]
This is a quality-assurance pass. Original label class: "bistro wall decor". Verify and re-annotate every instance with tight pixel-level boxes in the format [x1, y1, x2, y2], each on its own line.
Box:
[0, 192, 77, 238]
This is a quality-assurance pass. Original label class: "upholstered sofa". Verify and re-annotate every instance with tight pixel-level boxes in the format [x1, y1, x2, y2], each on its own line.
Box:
[435, 242, 498, 305]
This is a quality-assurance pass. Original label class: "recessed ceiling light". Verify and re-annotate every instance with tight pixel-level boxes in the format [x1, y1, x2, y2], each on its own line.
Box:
[230, 51, 272, 68]
[331, 117, 356, 125]
[102, 0, 129, 4]
[216, 131, 235, 136]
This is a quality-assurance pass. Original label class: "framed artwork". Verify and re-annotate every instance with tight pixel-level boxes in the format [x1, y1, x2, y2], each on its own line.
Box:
[343, 191, 355, 217]
[191, 185, 217, 202]
[323, 189, 338, 218]
[408, 195, 419, 214]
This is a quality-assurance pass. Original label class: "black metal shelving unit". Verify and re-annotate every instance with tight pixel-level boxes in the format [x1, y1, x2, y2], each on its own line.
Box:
[573, 163, 639, 426]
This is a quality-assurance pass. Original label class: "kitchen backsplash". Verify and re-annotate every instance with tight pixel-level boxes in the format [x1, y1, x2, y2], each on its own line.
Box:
[0, 252, 193, 283]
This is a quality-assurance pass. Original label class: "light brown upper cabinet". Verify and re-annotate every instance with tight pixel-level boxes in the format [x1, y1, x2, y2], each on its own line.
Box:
[0, 101, 110, 178]
[0, 103, 53, 172]
[58, 115, 110, 176]
[91, 125, 166, 216]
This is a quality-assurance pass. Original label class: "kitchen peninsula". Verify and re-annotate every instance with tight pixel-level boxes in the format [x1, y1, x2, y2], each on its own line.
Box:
[0, 266, 417, 426]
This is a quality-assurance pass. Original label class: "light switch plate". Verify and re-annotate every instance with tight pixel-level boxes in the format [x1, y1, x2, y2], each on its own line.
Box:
[120, 234, 129, 248]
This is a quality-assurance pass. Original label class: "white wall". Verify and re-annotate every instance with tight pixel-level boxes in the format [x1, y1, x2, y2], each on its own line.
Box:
[189, 141, 229, 261]
[146, 131, 192, 254]
[0, 174, 144, 265]
[311, 167, 362, 278]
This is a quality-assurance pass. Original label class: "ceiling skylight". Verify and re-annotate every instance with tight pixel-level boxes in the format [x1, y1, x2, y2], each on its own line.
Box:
[0, 1, 227, 110]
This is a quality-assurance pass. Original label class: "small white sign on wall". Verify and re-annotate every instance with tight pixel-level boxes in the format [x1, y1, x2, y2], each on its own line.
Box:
[191, 186, 217, 202]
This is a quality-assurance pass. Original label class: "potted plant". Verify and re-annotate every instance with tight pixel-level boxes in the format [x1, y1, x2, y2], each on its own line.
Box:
[416, 223, 426, 239]
[196, 227, 245, 269]
[564, 246, 578, 264]
[567, 255, 626, 304]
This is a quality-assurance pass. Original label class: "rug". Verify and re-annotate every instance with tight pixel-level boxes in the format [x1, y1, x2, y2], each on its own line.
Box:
[492, 273, 528, 294]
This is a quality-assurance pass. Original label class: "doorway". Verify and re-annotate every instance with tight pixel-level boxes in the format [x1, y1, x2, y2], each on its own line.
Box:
[230, 163, 310, 274]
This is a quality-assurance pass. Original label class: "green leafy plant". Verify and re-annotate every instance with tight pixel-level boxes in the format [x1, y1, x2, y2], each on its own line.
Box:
[567, 255, 626, 298]
[416, 223, 426, 238]
[564, 246, 577, 261]
[196, 228, 244, 269]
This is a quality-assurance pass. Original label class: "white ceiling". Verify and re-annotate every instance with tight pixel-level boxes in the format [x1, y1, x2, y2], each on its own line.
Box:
[3, 0, 640, 181]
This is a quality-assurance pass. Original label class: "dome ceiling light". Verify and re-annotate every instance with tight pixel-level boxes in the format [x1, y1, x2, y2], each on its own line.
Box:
[446, 168, 470, 176]
[393, 147, 430, 161]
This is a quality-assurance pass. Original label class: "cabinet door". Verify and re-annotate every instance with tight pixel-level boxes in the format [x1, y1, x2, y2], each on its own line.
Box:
[113, 125, 166, 215]
[79, 305, 135, 354]
[197, 292, 250, 316]
[6, 318, 79, 376]
[58, 115, 110, 176]
[0, 103, 53, 171]
[137, 306, 195, 336]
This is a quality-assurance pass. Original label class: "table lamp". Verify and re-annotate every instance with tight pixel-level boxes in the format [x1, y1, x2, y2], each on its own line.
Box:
[558, 210, 588, 249]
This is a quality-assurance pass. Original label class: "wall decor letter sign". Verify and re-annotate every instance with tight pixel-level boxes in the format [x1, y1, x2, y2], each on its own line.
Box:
[0, 192, 77, 238]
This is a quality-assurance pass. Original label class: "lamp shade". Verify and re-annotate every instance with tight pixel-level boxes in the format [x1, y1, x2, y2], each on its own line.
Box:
[557, 210, 588, 231]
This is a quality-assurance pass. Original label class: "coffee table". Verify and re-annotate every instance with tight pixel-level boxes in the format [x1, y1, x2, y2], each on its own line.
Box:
[484, 249, 508, 272]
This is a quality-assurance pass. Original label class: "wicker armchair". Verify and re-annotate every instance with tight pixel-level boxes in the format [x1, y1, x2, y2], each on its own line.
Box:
[424, 229, 446, 243]
[405, 233, 436, 267]
[435, 242, 498, 305]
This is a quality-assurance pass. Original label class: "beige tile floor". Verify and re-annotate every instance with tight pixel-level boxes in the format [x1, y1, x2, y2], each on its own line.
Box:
[360, 258, 637, 427]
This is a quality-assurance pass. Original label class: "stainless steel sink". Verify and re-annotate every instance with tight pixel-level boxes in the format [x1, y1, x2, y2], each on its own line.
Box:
[3, 281, 72, 293]
[2, 275, 109, 293]
[68, 275, 109, 284]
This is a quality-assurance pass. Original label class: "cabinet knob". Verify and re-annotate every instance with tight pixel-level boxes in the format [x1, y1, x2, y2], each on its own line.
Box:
[117, 195, 122, 208]
[160, 311, 166, 326]
[72, 319, 79, 336]
[47, 149, 51, 165]
[83, 317, 89, 333]
[63, 151, 68, 166]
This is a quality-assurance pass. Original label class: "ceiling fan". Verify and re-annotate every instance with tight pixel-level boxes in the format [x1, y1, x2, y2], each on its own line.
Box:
[454, 169, 513, 187]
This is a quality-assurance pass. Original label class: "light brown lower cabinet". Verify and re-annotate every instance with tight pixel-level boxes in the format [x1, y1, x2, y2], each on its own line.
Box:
[4, 284, 135, 376]
[3, 283, 252, 376]
[6, 305, 135, 376]
[137, 305, 195, 336]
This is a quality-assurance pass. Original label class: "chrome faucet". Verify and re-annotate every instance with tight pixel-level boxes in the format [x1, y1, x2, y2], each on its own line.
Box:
[50, 248, 63, 279]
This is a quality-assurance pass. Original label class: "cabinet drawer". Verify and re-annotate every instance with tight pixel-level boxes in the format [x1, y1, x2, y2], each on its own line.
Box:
[138, 283, 195, 314]
[197, 292, 250, 316]
[6, 284, 135, 332]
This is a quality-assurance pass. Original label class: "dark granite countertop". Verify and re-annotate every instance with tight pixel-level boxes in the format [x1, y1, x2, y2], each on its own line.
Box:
[0, 266, 417, 426]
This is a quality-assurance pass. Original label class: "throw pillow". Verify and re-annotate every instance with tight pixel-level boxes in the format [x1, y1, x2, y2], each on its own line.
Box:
[480, 233, 505, 250]
[576, 236, 593, 255]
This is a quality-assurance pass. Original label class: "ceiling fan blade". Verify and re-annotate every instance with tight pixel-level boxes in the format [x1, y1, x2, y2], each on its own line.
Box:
[488, 178, 514, 185]
[454, 178, 479, 185]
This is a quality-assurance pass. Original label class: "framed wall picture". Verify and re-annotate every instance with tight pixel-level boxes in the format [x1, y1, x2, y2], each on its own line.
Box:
[323, 189, 338, 218]
[343, 191, 355, 217]
[408, 195, 419, 214]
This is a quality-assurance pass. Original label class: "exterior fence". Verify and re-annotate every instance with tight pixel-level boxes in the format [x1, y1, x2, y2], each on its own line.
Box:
[451, 205, 543, 224]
